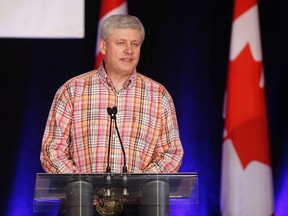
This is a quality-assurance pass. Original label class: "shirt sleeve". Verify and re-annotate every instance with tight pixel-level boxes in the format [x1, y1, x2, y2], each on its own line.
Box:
[144, 91, 184, 173]
[40, 85, 79, 173]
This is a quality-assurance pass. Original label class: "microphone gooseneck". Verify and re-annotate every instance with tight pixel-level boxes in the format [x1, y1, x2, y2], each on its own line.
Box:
[106, 106, 128, 173]
[106, 107, 113, 173]
[112, 107, 128, 173]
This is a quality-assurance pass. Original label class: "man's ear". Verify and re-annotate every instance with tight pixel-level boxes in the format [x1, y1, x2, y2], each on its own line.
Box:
[99, 39, 106, 55]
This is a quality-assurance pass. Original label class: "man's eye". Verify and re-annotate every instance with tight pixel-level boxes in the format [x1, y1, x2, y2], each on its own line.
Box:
[132, 43, 139, 47]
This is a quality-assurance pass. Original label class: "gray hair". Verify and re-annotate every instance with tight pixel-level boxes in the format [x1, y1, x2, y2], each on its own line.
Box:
[100, 14, 145, 44]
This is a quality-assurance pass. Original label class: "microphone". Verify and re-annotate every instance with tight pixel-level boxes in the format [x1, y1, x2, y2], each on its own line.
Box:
[112, 107, 128, 173]
[106, 106, 128, 173]
[106, 107, 113, 173]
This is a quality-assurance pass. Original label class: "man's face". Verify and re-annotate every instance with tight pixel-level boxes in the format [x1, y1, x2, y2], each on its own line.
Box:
[100, 28, 142, 76]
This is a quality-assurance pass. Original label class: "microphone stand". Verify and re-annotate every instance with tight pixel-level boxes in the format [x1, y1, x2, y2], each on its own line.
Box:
[97, 107, 129, 215]
[105, 106, 129, 199]
[111, 107, 129, 198]
[105, 107, 116, 202]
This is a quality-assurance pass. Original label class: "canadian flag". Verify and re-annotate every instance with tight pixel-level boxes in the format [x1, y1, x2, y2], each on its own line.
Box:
[220, 0, 274, 215]
[95, 0, 128, 69]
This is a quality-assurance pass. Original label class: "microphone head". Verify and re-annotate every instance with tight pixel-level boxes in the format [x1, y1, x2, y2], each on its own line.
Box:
[112, 106, 118, 114]
[107, 107, 112, 115]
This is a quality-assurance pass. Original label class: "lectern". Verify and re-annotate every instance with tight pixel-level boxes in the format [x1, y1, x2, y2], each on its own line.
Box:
[34, 172, 198, 216]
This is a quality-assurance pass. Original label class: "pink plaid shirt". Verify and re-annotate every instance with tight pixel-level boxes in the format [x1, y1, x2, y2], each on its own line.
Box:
[40, 65, 183, 173]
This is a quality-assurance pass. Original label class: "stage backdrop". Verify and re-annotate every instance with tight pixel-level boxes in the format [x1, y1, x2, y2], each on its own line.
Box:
[0, 0, 287, 215]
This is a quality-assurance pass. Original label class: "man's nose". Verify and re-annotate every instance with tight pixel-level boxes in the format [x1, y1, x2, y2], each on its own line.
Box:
[124, 44, 133, 53]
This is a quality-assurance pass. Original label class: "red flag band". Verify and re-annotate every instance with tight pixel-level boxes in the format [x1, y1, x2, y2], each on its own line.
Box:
[95, 0, 128, 69]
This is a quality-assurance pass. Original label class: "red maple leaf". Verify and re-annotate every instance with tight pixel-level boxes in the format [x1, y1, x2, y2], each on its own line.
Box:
[224, 44, 271, 169]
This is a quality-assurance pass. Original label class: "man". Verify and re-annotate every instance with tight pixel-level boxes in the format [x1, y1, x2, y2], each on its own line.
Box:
[41, 14, 183, 175]
[41, 13, 184, 216]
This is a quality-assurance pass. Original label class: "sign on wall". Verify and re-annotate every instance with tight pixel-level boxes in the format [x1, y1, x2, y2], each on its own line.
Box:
[0, 0, 84, 38]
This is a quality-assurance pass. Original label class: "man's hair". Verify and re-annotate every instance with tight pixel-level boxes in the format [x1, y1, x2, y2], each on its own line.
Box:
[100, 14, 145, 44]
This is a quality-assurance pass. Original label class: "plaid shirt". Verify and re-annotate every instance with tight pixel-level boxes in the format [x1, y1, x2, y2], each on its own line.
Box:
[40, 66, 183, 173]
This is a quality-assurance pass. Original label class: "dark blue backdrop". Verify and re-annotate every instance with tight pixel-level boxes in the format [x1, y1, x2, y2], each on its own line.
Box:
[1, 0, 288, 215]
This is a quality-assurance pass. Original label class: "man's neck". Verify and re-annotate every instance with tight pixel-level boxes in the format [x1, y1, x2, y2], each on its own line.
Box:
[108, 72, 131, 92]
[103, 64, 133, 92]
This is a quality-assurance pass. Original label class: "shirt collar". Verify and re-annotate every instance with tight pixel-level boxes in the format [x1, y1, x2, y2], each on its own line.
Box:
[98, 63, 137, 92]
